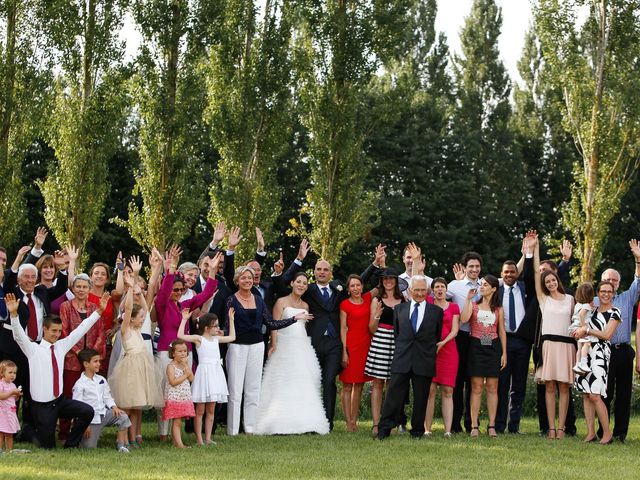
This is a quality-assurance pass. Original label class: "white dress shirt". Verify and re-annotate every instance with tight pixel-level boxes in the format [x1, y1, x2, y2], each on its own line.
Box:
[409, 300, 427, 331]
[448, 277, 481, 333]
[503, 283, 525, 333]
[72, 372, 117, 424]
[11, 311, 100, 402]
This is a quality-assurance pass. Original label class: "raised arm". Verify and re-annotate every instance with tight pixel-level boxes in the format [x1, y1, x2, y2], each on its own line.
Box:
[181, 253, 222, 310]
[460, 288, 477, 324]
[533, 234, 546, 304]
[6, 294, 35, 357]
[369, 297, 383, 335]
[146, 247, 164, 307]
[630, 239, 640, 280]
[177, 308, 201, 345]
[59, 294, 108, 353]
[218, 308, 236, 344]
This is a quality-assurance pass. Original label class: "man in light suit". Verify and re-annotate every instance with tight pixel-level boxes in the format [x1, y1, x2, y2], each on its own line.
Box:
[377, 275, 443, 439]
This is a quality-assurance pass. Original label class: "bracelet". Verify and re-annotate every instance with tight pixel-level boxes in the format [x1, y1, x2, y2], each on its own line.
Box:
[586, 327, 591, 335]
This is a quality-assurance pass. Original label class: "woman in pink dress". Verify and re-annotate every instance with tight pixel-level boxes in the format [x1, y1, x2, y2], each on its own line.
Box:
[533, 237, 575, 440]
[424, 277, 460, 436]
[339, 275, 373, 432]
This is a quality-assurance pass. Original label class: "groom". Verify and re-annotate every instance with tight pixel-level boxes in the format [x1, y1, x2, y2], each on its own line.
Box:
[377, 275, 443, 439]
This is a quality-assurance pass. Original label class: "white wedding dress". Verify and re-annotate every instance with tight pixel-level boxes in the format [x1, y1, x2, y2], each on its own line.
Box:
[255, 307, 330, 435]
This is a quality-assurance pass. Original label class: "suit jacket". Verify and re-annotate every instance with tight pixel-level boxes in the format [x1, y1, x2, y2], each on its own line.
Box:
[0, 269, 68, 354]
[390, 302, 443, 377]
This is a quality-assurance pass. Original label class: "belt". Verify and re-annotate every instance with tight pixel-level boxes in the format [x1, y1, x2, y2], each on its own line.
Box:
[612, 342, 630, 349]
[377, 324, 394, 331]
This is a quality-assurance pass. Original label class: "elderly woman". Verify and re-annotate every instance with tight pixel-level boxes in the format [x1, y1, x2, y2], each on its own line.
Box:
[533, 237, 575, 440]
[225, 265, 312, 436]
[573, 281, 621, 444]
[177, 262, 199, 302]
[154, 246, 222, 440]
[59, 273, 104, 439]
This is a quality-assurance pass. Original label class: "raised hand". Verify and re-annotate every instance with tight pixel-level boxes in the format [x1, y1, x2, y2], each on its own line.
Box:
[149, 247, 163, 270]
[168, 244, 183, 263]
[209, 251, 224, 272]
[66, 245, 79, 261]
[115, 251, 125, 271]
[123, 270, 135, 289]
[373, 298, 384, 319]
[466, 288, 478, 300]
[256, 227, 265, 252]
[273, 252, 284, 275]
[53, 249, 68, 268]
[181, 308, 191, 322]
[34, 227, 48, 249]
[560, 239, 573, 261]
[406, 242, 421, 264]
[13, 245, 31, 266]
[129, 255, 143, 275]
[212, 221, 226, 245]
[629, 239, 640, 259]
[296, 238, 311, 261]
[4, 293, 19, 316]
[452, 263, 465, 281]
[98, 293, 110, 314]
[227, 227, 243, 250]
[374, 244, 387, 268]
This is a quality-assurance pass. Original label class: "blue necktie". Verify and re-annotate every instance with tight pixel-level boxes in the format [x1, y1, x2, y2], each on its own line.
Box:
[321, 287, 331, 308]
[508, 287, 517, 332]
[411, 303, 420, 333]
[321, 287, 337, 337]
[0, 287, 6, 319]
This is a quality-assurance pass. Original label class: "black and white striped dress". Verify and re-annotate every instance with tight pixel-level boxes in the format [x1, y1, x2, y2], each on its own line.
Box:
[574, 307, 621, 397]
[364, 301, 402, 379]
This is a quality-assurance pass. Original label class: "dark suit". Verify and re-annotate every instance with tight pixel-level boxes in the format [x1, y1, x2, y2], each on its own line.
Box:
[378, 301, 443, 438]
[496, 278, 534, 433]
[302, 263, 379, 429]
[0, 269, 68, 430]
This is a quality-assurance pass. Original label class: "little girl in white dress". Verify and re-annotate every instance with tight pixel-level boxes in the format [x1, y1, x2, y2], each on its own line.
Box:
[178, 309, 236, 445]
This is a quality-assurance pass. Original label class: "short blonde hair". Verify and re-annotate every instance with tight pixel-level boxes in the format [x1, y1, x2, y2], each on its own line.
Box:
[233, 266, 255, 285]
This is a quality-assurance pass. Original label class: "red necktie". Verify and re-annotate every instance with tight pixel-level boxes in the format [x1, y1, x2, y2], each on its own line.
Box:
[26, 293, 38, 341]
[51, 345, 60, 398]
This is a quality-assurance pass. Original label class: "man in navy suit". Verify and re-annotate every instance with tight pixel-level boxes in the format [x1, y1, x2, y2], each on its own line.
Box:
[376, 275, 443, 439]
[495, 260, 535, 434]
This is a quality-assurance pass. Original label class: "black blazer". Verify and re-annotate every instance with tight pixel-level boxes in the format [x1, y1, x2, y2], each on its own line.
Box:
[499, 278, 535, 342]
[0, 269, 68, 354]
[390, 302, 443, 377]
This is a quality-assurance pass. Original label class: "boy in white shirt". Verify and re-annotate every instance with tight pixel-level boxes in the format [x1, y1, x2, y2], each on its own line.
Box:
[72, 349, 131, 452]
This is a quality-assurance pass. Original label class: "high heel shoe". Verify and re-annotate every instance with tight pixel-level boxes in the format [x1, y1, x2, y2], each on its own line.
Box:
[470, 426, 480, 438]
[487, 426, 497, 438]
[546, 428, 556, 440]
[556, 427, 565, 440]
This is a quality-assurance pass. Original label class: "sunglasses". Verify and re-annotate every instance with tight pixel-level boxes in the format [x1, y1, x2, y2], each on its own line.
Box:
[172, 287, 186, 293]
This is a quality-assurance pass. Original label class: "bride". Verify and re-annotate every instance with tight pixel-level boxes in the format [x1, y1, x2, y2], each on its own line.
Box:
[255, 272, 330, 435]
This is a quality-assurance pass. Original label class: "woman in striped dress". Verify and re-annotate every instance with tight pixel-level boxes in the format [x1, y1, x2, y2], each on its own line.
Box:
[365, 269, 406, 436]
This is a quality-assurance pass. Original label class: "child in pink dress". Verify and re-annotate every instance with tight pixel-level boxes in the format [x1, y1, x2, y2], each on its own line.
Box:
[162, 339, 195, 448]
[0, 360, 22, 452]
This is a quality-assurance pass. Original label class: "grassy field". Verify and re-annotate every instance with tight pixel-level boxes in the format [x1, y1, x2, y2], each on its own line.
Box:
[2, 418, 640, 479]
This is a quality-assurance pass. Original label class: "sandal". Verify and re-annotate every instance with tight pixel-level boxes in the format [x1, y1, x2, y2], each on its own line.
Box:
[470, 426, 480, 438]
[547, 428, 556, 440]
[556, 427, 565, 440]
[371, 425, 378, 437]
[487, 426, 497, 438]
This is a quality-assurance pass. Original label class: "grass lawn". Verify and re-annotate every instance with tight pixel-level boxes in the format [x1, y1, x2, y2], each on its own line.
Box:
[2, 418, 640, 479]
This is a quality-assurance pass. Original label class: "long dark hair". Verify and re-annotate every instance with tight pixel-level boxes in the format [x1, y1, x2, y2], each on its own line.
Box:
[478, 275, 501, 312]
[540, 270, 565, 296]
[376, 276, 403, 301]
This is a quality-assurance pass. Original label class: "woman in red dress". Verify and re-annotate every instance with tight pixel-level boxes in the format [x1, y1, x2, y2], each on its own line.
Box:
[424, 277, 460, 436]
[339, 275, 373, 432]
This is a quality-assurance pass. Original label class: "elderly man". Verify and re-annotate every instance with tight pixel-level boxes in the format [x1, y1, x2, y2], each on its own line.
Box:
[594, 240, 640, 442]
[376, 275, 443, 439]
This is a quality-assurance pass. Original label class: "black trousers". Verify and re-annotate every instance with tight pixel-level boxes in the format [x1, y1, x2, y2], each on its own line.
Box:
[30, 396, 94, 449]
[378, 370, 431, 438]
[452, 331, 471, 432]
[597, 343, 634, 440]
[496, 335, 531, 433]
[536, 383, 577, 435]
[312, 336, 342, 430]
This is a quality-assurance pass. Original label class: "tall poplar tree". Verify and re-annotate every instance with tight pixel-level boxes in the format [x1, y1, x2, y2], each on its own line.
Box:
[206, 0, 292, 260]
[38, 0, 129, 259]
[294, 0, 415, 265]
[535, 0, 640, 281]
[121, 0, 215, 250]
[0, 0, 51, 247]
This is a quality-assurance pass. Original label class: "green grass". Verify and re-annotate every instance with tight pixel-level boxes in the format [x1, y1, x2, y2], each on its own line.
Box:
[2, 418, 640, 479]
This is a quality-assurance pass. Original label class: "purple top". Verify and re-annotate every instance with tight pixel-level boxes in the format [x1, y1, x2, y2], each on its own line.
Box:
[155, 272, 218, 352]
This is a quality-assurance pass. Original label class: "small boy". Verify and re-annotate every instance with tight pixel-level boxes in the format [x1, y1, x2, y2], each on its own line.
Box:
[72, 349, 131, 452]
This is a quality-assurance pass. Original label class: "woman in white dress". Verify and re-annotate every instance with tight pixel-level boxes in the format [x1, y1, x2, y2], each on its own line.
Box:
[256, 272, 330, 435]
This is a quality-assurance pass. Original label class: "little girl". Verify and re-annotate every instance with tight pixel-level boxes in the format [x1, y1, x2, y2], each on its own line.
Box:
[163, 339, 195, 448]
[0, 360, 21, 452]
[178, 308, 236, 445]
[109, 277, 164, 447]
[570, 283, 596, 374]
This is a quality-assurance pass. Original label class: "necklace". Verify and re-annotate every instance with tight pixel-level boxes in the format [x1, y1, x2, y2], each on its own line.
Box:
[237, 291, 252, 302]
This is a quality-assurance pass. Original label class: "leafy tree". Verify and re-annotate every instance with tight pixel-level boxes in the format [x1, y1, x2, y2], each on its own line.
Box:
[293, 0, 416, 265]
[535, 0, 640, 281]
[206, 0, 293, 260]
[119, 0, 216, 251]
[0, 0, 51, 248]
[38, 0, 129, 264]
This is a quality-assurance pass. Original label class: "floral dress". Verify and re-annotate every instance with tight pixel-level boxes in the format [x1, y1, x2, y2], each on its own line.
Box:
[162, 363, 196, 420]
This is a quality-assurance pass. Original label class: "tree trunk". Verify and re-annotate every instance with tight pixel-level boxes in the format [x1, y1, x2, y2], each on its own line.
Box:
[0, 0, 17, 160]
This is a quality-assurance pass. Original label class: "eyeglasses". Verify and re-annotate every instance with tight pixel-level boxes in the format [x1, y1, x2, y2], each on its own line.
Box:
[172, 287, 186, 293]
